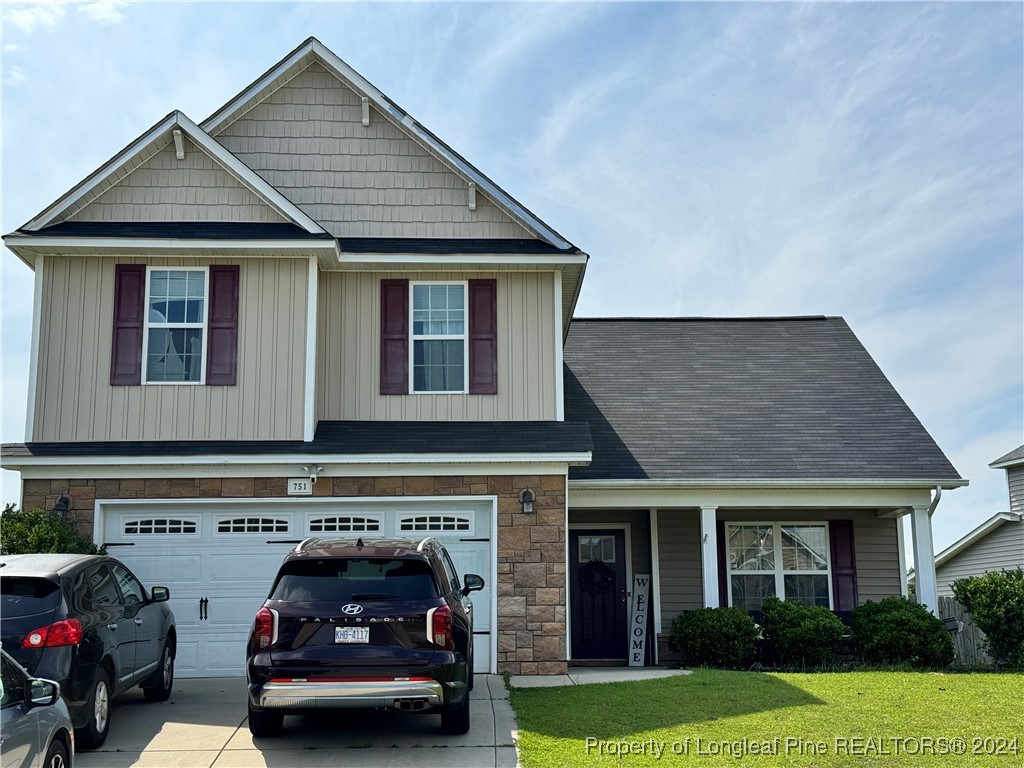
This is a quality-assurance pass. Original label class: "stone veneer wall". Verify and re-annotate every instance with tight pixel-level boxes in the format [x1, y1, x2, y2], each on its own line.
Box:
[22, 473, 567, 675]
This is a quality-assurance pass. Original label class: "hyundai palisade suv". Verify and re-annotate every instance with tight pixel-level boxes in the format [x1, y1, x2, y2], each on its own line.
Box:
[246, 537, 484, 737]
[0, 554, 175, 750]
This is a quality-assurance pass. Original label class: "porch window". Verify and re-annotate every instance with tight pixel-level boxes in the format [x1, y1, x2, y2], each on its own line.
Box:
[727, 523, 831, 611]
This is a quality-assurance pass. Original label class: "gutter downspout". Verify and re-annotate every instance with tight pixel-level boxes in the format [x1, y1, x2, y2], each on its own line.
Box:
[928, 485, 942, 517]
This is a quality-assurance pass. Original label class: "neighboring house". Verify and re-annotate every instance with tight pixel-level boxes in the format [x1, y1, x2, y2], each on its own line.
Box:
[0, 38, 964, 676]
[913, 446, 1024, 597]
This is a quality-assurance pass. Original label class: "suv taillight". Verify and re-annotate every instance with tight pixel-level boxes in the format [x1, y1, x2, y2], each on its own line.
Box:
[253, 607, 275, 652]
[22, 618, 83, 649]
[429, 605, 453, 650]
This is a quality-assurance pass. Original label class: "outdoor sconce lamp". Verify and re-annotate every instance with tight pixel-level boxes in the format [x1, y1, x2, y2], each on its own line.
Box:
[52, 495, 71, 521]
[519, 488, 536, 514]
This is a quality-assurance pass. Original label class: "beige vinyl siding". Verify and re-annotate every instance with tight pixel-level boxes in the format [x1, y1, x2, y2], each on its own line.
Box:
[33, 255, 306, 442]
[570, 510, 652, 579]
[213, 62, 533, 239]
[655, 512, 703, 620]
[1008, 467, 1024, 515]
[316, 271, 557, 421]
[64, 138, 287, 224]
[936, 520, 1024, 597]
[654, 509, 902, 624]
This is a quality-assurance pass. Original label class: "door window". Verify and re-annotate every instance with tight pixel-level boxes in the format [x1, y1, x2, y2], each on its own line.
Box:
[440, 549, 462, 595]
[111, 564, 146, 606]
[89, 566, 121, 607]
[0, 655, 25, 708]
[578, 535, 616, 563]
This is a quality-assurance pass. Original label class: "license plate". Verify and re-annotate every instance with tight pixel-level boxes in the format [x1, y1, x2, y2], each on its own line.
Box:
[335, 626, 369, 644]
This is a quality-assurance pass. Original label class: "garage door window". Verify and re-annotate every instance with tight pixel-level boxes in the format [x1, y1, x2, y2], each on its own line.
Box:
[399, 515, 471, 533]
[217, 517, 289, 534]
[124, 517, 198, 535]
[309, 516, 382, 533]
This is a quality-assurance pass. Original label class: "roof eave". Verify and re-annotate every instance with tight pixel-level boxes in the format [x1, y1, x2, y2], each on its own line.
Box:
[932, 511, 1022, 569]
[569, 477, 969, 490]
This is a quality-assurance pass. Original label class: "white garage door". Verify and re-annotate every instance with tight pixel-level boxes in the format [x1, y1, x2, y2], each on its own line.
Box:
[101, 498, 495, 678]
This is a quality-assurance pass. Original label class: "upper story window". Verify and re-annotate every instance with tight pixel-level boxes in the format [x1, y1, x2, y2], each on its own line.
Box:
[411, 283, 467, 393]
[144, 268, 208, 383]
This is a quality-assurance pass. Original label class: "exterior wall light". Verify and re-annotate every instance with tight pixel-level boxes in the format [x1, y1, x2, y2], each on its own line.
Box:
[519, 488, 536, 514]
[52, 494, 71, 521]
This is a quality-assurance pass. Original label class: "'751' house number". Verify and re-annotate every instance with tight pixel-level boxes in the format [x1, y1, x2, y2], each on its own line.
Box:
[287, 478, 313, 496]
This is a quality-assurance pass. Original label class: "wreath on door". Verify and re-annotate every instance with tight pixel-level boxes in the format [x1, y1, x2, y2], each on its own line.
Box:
[579, 560, 614, 595]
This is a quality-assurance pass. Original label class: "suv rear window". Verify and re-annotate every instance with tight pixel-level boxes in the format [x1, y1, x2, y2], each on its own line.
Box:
[0, 578, 61, 618]
[270, 558, 438, 602]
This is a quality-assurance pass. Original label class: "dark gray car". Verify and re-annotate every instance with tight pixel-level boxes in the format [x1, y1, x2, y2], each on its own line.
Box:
[1, 648, 74, 768]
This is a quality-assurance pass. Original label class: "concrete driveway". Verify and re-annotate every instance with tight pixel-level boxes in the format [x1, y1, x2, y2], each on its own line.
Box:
[76, 676, 517, 768]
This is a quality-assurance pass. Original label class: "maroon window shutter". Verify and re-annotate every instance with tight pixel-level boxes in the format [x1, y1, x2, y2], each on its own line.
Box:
[110, 265, 146, 386]
[468, 279, 497, 394]
[717, 520, 728, 607]
[206, 265, 240, 386]
[829, 519, 858, 612]
[380, 279, 409, 395]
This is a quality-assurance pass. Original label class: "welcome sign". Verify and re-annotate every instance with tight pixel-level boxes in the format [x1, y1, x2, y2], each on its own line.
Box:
[629, 573, 651, 667]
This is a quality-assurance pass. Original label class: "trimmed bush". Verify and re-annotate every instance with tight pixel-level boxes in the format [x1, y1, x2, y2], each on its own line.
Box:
[760, 596, 846, 668]
[851, 596, 953, 668]
[0, 504, 102, 556]
[952, 569, 1024, 669]
[667, 607, 759, 669]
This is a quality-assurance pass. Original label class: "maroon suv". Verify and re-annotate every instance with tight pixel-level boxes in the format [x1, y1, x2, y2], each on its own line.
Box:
[245, 537, 483, 736]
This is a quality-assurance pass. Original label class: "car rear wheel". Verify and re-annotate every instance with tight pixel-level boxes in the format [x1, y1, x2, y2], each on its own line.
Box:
[248, 702, 283, 737]
[42, 737, 69, 768]
[76, 668, 111, 750]
[143, 641, 174, 702]
[440, 691, 471, 734]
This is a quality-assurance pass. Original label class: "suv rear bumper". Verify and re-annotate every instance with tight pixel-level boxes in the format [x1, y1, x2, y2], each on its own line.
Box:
[254, 679, 446, 710]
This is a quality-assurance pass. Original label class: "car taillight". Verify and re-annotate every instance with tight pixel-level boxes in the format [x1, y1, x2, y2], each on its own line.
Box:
[253, 607, 275, 652]
[22, 618, 83, 649]
[429, 605, 453, 650]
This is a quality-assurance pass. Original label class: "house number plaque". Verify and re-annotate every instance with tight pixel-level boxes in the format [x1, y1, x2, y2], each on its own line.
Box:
[287, 478, 313, 496]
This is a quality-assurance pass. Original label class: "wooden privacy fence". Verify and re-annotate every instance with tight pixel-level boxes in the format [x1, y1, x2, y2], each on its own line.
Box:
[937, 595, 992, 666]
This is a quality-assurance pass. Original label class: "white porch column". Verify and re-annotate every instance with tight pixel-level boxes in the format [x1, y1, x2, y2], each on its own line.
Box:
[700, 506, 719, 608]
[910, 506, 938, 614]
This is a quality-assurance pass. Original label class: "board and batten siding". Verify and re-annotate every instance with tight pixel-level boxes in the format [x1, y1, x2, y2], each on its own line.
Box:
[655, 509, 902, 623]
[63, 138, 287, 224]
[33, 255, 307, 442]
[213, 62, 532, 240]
[935, 519, 1024, 597]
[1008, 466, 1024, 515]
[316, 271, 557, 421]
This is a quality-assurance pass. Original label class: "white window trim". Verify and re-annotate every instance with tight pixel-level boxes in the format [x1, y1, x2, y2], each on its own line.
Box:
[122, 515, 200, 537]
[306, 513, 384, 534]
[398, 513, 474, 535]
[142, 266, 210, 385]
[725, 521, 833, 610]
[214, 514, 292, 536]
[408, 280, 469, 395]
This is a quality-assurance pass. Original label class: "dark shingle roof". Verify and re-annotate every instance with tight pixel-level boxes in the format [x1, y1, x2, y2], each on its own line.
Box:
[564, 317, 962, 482]
[25, 221, 334, 239]
[0, 421, 592, 460]
[991, 445, 1024, 468]
[337, 238, 580, 254]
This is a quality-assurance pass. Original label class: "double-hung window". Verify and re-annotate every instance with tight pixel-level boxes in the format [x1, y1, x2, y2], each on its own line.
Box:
[410, 282, 467, 393]
[144, 268, 208, 383]
[727, 522, 831, 610]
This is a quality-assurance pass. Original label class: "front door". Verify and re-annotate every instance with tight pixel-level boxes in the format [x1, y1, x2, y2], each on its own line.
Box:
[570, 529, 627, 659]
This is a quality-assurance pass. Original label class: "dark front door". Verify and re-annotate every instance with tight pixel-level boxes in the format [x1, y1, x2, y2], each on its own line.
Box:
[570, 529, 627, 659]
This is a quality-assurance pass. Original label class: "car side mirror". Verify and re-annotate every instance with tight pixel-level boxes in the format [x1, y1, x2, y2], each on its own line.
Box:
[26, 678, 60, 708]
[463, 574, 485, 594]
[150, 586, 170, 603]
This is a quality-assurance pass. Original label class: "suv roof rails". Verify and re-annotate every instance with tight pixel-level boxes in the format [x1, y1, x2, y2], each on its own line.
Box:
[293, 537, 317, 553]
[416, 536, 441, 553]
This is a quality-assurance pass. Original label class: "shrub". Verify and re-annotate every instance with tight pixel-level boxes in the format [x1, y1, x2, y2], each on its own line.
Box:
[851, 596, 954, 668]
[760, 596, 846, 668]
[667, 607, 759, 669]
[951, 569, 1024, 669]
[0, 504, 102, 555]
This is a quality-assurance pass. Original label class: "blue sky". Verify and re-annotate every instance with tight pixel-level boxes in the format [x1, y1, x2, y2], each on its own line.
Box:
[1, 2, 1021, 557]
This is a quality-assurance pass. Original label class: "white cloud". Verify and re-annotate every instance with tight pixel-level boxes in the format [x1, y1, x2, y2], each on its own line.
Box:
[3, 65, 26, 86]
[77, 1, 126, 25]
[1, 2, 66, 33]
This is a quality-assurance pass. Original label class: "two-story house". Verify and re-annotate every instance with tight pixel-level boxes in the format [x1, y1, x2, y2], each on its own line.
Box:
[1, 38, 964, 676]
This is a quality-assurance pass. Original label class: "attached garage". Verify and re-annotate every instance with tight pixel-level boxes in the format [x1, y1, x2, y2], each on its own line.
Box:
[98, 496, 497, 677]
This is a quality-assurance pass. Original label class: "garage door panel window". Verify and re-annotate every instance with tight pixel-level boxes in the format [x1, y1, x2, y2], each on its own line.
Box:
[216, 517, 289, 534]
[308, 516, 382, 533]
[727, 522, 832, 611]
[124, 517, 198, 536]
[399, 515, 472, 533]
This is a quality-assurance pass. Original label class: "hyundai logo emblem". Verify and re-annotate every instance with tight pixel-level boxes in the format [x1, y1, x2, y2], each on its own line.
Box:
[341, 604, 364, 615]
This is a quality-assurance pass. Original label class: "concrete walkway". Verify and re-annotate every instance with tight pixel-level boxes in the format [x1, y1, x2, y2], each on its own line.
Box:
[509, 667, 691, 688]
[76, 675, 517, 768]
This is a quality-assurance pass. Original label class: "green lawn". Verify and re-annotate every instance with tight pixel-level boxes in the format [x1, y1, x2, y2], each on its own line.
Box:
[510, 670, 1024, 767]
